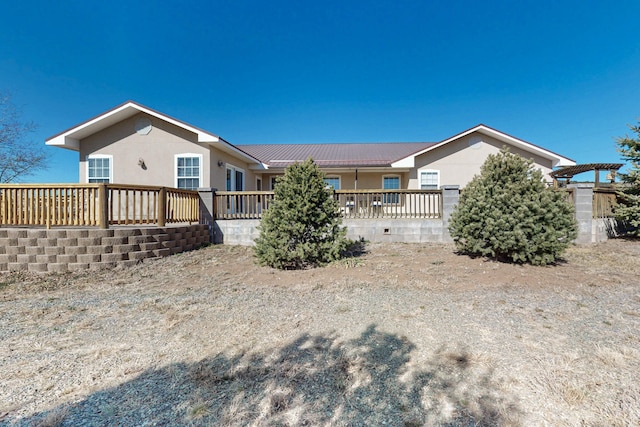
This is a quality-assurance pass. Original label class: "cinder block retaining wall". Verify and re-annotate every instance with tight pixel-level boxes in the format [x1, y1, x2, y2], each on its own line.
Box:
[214, 218, 447, 245]
[0, 224, 209, 273]
[210, 185, 615, 246]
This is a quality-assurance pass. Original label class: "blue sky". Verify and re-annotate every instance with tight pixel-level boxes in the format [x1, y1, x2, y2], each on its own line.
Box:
[2, 0, 639, 183]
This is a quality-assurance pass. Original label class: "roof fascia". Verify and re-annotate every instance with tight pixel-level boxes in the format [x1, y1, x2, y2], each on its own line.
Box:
[45, 101, 221, 151]
[391, 125, 576, 168]
[46, 101, 264, 167]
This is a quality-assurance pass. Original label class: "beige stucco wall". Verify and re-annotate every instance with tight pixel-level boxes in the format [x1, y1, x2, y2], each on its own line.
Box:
[78, 113, 259, 190]
[408, 132, 554, 189]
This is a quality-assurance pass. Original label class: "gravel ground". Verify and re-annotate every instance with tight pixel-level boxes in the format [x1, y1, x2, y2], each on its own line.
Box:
[1, 240, 639, 426]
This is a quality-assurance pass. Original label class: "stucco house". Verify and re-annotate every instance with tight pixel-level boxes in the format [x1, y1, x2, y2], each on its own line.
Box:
[46, 101, 575, 191]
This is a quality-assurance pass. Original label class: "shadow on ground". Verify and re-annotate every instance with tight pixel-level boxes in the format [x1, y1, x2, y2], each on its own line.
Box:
[15, 325, 521, 426]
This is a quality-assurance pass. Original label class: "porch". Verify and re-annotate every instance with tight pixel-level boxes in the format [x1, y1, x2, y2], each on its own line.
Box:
[208, 185, 620, 245]
[0, 183, 625, 272]
[0, 184, 206, 272]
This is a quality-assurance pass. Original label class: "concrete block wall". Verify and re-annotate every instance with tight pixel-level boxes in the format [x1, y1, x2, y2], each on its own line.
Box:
[569, 184, 594, 244]
[211, 186, 459, 246]
[214, 218, 447, 246]
[214, 220, 260, 245]
[0, 224, 210, 273]
[211, 185, 609, 246]
[343, 219, 445, 243]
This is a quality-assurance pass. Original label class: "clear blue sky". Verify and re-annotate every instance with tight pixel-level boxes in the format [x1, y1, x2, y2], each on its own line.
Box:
[2, 0, 639, 183]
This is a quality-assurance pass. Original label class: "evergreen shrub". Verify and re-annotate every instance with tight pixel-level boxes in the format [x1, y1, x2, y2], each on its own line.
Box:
[615, 121, 640, 235]
[448, 149, 577, 265]
[254, 158, 350, 269]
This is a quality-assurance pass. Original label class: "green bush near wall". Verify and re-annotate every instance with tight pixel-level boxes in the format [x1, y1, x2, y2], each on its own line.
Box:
[254, 158, 350, 269]
[448, 149, 577, 265]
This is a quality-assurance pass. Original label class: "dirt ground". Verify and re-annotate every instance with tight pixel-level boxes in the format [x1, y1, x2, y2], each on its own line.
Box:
[1, 240, 639, 426]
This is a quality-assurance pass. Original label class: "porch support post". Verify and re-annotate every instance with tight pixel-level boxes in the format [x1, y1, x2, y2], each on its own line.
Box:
[197, 187, 216, 244]
[98, 184, 109, 229]
[158, 187, 167, 227]
[568, 183, 594, 244]
[441, 185, 460, 242]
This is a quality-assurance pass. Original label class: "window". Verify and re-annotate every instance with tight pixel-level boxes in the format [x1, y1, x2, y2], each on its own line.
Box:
[87, 155, 112, 183]
[324, 176, 341, 190]
[226, 164, 245, 212]
[383, 175, 400, 203]
[420, 170, 440, 190]
[175, 154, 202, 190]
[226, 165, 244, 191]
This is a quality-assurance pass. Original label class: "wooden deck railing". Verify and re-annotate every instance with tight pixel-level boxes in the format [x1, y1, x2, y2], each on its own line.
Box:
[335, 189, 442, 219]
[214, 191, 275, 219]
[0, 184, 200, 228]
[214, 189, 442, 220]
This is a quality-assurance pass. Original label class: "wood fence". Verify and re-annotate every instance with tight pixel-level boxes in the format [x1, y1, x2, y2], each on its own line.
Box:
[214, 189, 443, 220]
[592, 188, 617, 218]
[0, 184, 200, 229]
[0, 184, 621, 228]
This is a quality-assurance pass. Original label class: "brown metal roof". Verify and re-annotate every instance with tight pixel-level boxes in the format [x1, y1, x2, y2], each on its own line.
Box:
[550, 163, 624, 179]
[240, 142, 435, 168]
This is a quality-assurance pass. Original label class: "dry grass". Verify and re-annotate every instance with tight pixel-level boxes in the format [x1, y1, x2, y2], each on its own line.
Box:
[0, 239, 639, 426]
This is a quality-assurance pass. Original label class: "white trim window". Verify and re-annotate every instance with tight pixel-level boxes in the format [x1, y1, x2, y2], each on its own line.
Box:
[420, 170, 440, 190]
[87, 155, 112, 183]
[324, 176, 341, 190]
[175, 154, 202, 190]
[382, 175, 400, 203]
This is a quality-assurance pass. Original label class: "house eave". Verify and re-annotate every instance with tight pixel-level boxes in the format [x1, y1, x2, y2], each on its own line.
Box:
[45, 101, 222, 151]
[46, 136, 80, 151]
[391, 124, 576, 168]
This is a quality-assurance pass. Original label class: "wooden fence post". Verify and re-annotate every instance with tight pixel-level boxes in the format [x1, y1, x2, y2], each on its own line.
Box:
[98, 184, 109, 229]
[158, 187, 167, 227]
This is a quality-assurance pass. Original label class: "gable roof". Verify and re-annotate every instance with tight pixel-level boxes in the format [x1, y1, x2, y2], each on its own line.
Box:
[240, 142, 435, 168]
[46, 102, 575, 172]
[392, 124, 575, 168]
[45, 101, 264, 166]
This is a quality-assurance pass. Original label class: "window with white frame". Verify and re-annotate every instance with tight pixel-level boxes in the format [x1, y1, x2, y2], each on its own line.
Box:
[87, 155, 112, 183]
[324, 176, 341, 190]
[382, 175, 400, 203]
[175, 154, 202, 190]
[420, 170, 440, 190]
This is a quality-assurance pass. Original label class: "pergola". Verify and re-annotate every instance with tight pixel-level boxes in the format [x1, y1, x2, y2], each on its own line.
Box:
[550, 163, 623, 188]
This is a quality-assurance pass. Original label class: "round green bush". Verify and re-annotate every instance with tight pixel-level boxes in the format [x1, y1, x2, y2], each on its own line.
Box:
[448, 149, 577, 265]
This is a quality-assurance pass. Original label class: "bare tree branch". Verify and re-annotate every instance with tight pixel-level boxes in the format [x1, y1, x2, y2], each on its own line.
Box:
[0, 92, 47, 183]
